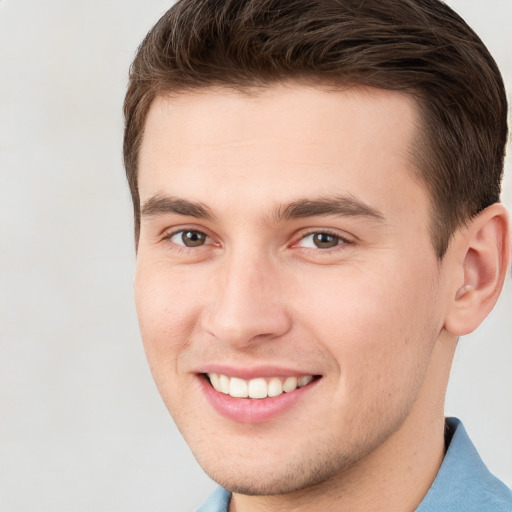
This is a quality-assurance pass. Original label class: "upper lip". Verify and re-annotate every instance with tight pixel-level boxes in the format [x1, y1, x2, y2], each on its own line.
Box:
[196, 364, 321, 379]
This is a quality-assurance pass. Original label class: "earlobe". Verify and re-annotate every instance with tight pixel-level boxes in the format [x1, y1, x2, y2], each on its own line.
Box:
[444, 203, 511, 337]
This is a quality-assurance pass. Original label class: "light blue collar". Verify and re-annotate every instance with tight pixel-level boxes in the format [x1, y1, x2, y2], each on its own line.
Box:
[416, 417, 511, 511]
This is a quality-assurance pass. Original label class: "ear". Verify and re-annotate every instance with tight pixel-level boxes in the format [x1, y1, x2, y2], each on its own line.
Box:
[444, 203, 511, 336]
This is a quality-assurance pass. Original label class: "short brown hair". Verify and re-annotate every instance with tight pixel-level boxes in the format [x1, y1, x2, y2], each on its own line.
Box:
[123, 0, 508, 257]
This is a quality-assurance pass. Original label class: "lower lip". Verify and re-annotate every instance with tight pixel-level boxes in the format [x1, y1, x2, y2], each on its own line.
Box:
[198, 375, 319, 424]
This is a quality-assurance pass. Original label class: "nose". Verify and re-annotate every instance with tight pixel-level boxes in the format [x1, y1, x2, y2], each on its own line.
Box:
[201, 250, 292, 348]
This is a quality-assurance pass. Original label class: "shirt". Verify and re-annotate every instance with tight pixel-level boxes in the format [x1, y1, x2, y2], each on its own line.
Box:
[196, 418, 512, 511]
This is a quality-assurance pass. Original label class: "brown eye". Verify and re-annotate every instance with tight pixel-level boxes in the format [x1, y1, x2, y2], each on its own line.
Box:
[297, 232, 344, 249]
[170, 230, 208, 247]
[312, 233, 339, 248]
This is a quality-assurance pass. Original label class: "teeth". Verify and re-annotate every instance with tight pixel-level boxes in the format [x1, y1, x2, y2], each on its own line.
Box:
[282, 376, 297, 392]
[298, 375, 313, 387]
[268, 377, 284, 397]
[207, 373, 315, 399]
[209, 373, 221, 390]
[248, 378, 267, 399]
[219, 374, 230, 394]
[229, 377, 248, 398]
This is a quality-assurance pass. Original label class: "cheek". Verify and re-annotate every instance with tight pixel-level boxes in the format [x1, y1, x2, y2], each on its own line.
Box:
[134, 263, 202, 376]
[297, 264, 440, 392]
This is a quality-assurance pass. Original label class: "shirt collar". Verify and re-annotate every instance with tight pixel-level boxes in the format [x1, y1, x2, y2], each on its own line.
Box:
[416, 417, 511, 511]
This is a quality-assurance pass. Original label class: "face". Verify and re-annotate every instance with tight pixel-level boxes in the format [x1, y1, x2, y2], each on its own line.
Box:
[135, 84, 452, 495]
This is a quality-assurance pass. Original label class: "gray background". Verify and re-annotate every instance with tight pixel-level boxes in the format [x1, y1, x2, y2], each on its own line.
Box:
[0, 1, 510, 510]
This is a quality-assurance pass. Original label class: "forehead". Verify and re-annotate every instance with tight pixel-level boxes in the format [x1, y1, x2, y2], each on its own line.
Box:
[138, 83, 426, 222]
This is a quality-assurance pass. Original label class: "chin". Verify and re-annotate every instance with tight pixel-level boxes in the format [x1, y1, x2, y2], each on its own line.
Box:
[193, 441, 356, 497]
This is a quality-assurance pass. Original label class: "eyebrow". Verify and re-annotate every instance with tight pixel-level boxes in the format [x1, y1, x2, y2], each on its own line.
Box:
[140, 195, 215, 220]
[140, 194, 384, 223]
[273, 195, 385, 222]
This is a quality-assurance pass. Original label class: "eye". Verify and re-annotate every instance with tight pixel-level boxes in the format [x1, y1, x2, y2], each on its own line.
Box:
[298, 232, 346, 249]
[169, 230, 210, 247]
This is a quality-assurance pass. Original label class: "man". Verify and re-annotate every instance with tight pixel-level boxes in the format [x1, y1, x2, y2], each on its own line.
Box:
[123, 0, 511, 510]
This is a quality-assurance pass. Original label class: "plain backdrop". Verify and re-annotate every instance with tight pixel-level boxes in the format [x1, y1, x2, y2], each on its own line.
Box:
[0, 1, 511, 511]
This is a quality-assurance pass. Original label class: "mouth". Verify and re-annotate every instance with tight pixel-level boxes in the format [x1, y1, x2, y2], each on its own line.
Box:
[204, 372, 320, 399]
[198, 370, 322, 423]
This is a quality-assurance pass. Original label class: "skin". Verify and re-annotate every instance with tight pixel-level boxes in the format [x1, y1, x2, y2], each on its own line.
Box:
[134, 83, 509, 511]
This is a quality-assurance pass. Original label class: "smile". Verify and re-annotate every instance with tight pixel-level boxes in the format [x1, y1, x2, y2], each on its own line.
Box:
[207, 373, 315, 399]
[199, 370, 322, 423]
